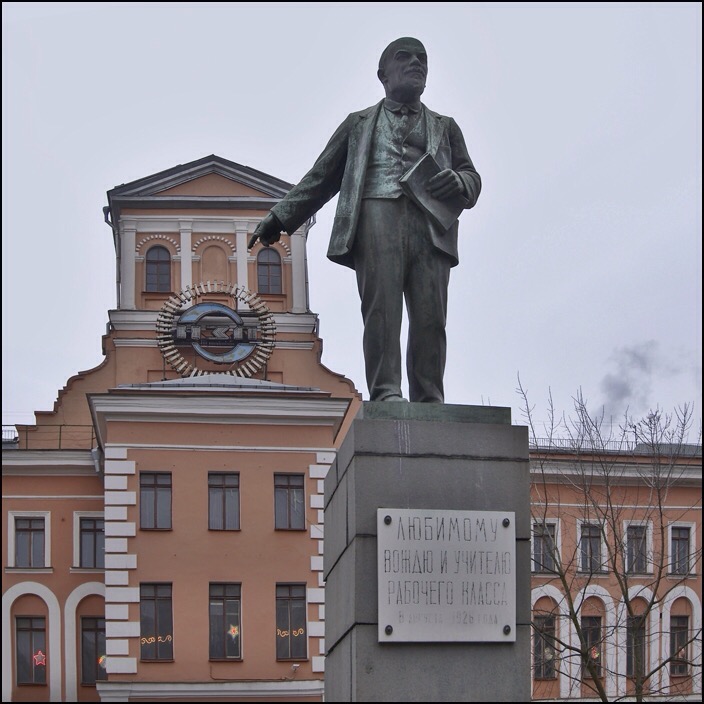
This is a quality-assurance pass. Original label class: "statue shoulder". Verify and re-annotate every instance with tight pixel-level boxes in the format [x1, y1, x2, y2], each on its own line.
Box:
[423, 104, 451, 122]
[347, 102, 384, 122]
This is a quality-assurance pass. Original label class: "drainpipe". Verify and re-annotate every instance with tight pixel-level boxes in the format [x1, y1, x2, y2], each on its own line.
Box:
[103, 205, 121, 310]
[90, 446, 103, 475]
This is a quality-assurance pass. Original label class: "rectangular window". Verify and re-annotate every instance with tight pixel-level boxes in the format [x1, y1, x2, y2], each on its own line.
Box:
[140, 584, 173, 660]
[276, 584, 307, 660]
[140, 473, 172, 530]
[626, 615, 646, 678]
[670, 615, 689, 676]
[16, 617, 46, 685]
[581, 616, 602, 678]
[580, 523, 602, 573]
[81, 617, 107, 685]
[627, 524, 648, 573]
[533, 615, 557, 679]
[532, 522, 557, 573]
[671, 527, 691, 575]
[80, 518, 105, 568]
[209, 583, 242, 660]
[274, 474, 305, 530]
[15, 518, 45, 568]
[208, 473, 240, 531]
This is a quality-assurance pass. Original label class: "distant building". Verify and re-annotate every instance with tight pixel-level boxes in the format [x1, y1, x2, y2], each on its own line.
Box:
[529, 441, 702, 700]
[2, 155, 361, 702]
[2, 156, 701, 702]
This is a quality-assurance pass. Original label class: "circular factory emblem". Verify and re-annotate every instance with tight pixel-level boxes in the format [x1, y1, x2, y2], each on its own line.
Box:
[156, 282, 276, 377]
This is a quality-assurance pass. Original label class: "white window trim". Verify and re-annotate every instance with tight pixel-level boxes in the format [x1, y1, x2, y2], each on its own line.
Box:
[623, 519, 653, 575]
[668, 522, 697, 576]
[73, 511, 104, 568]
[576, 519, 609, 574]
[531, 518, 561, 573]
[7, 511, 51, 568]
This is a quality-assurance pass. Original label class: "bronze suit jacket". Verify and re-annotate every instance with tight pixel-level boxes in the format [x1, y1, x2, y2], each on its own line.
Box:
[271, 100, 481, 270]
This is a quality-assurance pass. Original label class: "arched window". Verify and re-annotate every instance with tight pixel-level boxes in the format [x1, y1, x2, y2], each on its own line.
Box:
[669, 597, 693, 679]
[257, 248, 282, 294]
[146, 246, 171, 292]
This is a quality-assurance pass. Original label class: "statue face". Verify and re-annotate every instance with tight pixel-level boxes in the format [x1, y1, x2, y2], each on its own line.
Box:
[378, 39, 427, 103]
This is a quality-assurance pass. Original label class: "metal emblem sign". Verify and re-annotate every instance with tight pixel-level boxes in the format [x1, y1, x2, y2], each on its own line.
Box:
[377, 508, 516, 643]
[156, 282, 275, 377]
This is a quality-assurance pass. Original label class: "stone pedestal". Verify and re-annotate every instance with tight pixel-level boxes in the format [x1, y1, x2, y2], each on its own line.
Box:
[323, 403, 531, 702]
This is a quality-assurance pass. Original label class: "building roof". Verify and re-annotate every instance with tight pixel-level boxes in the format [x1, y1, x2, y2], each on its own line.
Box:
[104, 154, 295, 233]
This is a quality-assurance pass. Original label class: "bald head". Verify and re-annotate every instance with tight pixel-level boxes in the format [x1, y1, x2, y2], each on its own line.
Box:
[377, 37, 428, 103]
[379, 37, 426, 70]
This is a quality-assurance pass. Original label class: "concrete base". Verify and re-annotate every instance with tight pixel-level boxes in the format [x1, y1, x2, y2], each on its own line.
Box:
[323, 403, 531, 702]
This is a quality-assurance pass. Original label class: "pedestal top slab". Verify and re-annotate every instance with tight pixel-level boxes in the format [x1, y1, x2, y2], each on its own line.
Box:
[357, 402, 511, 425]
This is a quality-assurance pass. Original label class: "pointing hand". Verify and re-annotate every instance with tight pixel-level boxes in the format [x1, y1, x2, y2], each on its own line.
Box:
[248, 212, 284, 249]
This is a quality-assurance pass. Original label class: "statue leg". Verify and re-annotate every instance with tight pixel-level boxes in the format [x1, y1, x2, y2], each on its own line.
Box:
[353, 199, 405, 401]
[404, 201, 451, 403]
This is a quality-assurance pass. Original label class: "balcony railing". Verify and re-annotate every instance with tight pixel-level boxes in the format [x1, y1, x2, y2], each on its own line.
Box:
[2, 426, 19, 444]
[530, 437, 637, 452]
[3, 424, 96, 450]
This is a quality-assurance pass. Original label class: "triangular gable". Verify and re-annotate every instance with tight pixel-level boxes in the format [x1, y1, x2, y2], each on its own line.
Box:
[108, 154, 293, 200]
[157, 173, 273, 198]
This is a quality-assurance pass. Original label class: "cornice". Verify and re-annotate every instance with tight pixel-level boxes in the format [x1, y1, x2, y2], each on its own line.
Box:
[109, 310, 320, 334]
[529, 459, 702, 487]
[2, 450, 96, 472]
[112, 195, 281, 212]
[88, 392, 351, 449]
[96, 680, 323, 700]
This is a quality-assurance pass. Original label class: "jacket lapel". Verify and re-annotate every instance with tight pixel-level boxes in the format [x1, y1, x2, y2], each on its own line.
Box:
[336, 101, 383, 219]
[351, 101, 383, 170]
[424, 106, 447, 157]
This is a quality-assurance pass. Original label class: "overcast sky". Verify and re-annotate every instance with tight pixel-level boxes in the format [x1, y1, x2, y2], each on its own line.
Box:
[2, 2, 702, 438]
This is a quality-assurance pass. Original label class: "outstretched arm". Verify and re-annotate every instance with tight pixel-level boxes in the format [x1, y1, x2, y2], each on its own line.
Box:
[248, 117, 351, 249]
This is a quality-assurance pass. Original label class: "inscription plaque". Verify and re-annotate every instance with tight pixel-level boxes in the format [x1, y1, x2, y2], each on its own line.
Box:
[377, 508, 516, 642]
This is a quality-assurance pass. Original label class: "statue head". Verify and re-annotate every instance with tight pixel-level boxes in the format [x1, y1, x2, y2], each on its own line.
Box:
[377, 37, 427, 103]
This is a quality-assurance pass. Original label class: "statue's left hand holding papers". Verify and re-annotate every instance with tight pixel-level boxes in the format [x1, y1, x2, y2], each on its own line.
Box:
[427, 169, 464, 200]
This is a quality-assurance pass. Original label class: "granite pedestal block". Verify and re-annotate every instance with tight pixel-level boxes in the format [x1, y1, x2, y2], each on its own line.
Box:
[323, 403, 531, 702]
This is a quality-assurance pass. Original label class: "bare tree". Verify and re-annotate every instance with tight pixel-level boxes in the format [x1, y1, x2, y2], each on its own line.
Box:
[519, 377, 702, 702]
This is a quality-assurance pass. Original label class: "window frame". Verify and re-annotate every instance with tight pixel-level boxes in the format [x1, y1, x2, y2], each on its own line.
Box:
[81, 616, 107, 685]
[624, 521, 651, 575]
[669, 614, 690, 676]
[8, 511, 51, 569]
[626, 614, 646, 679]
[139, 472, 172, 530]
[72, 511, 105, 569]
[580, 615, 603, 678]
[16, 616, 47, 685]
[257, 247, 283, 295]
[139, 583, 174, 661]
[577, 520, 607, 574]
[274, 473, 306, 531]
[533, 614, 557, 680]
[208, 473, 240, 531]
[532, 520, 558, 573]
[669, 524, 695, 576]
[209, 583, 242, 661]
[275, 583, 308, 661]
[77, 514, 105, 569]
[145, 245, 172, 293]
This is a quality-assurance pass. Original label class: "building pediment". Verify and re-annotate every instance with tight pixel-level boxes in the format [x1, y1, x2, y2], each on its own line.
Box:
[106, 155, 294, 217]
[108, 154, 293, 199]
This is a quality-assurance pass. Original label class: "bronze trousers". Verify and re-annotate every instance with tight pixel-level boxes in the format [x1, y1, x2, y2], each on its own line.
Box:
[352, 196, 451, 402]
